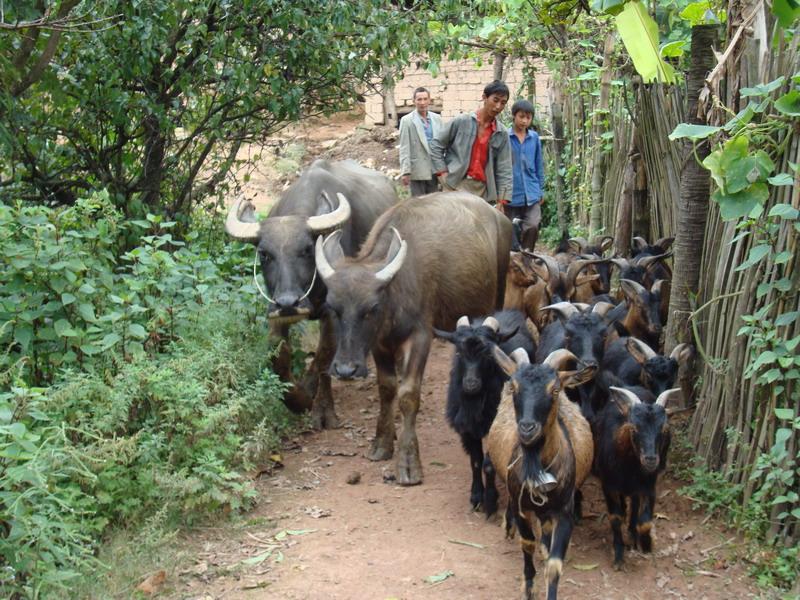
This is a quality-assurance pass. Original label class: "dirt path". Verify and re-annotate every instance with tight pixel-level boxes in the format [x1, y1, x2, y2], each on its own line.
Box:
[169, 340, 768, 600]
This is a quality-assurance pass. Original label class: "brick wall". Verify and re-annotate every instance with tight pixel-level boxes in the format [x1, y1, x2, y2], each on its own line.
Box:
[364, 55, 551, 125]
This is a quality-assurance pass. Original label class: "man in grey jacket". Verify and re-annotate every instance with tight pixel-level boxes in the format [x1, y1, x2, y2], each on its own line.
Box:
[399, 87, 443, 196]
[430, 80, 513, 207]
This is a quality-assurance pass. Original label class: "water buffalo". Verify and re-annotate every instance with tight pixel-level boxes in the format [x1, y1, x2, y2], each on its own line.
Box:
[225, 159, 397, 427]
[314, 191, 512, 485]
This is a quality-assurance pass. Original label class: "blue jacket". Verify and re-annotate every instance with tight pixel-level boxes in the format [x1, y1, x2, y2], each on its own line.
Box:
[509, 129, 544, 207]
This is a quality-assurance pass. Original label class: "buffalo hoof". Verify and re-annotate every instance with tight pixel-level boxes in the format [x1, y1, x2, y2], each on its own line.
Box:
[395, 450, 423, 486]
[283, 388, 313, 414]
[311, 406, 340, 430]
[367, 439, 394, 461]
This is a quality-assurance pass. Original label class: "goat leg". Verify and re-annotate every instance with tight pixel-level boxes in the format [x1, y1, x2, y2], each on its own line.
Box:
[482, 454, 499, 518]
[517, 516, 537, 600]
[628, 494, 640, 550]
[637, 492, 656, 553]
[462, 433, 485, 510]
[545, 515, 573, 600]
[603, 487, 627, 568]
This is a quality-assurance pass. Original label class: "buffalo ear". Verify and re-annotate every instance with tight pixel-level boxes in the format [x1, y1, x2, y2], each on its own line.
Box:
[315, 191, 336, 216]
[433, 328, 455, 344]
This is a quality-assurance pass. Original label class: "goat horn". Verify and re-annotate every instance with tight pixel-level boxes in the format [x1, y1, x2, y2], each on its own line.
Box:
[620, 279, 648, 298]
[632, 236, 648, 251]
[540, 302, 579, 320]
[482, 316, 500, 331]
[656, 387, 682, 408]
[314, 230, 342, 281]
[592, 301, 615, 316]
[655, 236, 675, 251]
[670, 343, 692, 362]
[457, 315, 471, 329]
[609, 386, 642, 407]
[626, 337, 657, 360]
[492, 345, 518, 376]
[307, 192, 352, 233]
[225, 195, 261, 243]
[375, 227, 407, 283]
[526, 252, 559, 282]
[610, 257, 630, 270]
[595, 235, 614, 253]
[568, 237, 588, 252]
[634, 252, 673, 269]
[567, 258, 607, 288]
[510, 348, 530, 365]
[543, 348, 578, 371]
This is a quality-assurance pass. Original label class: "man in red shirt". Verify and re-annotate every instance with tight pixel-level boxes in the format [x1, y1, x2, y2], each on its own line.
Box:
[430, 80, 513, 209]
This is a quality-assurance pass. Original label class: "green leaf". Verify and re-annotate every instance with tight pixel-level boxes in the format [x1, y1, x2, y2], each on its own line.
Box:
[54, 319, 78, 338]
[713, 183, 769, 221]
[100, 333, 122, 349]
[425, 570, 455, 584]
[127, 323, 147, 340]
[680, 1, 722, 25]
[615, 1, 676, 84]
[592, 0, 627, 15]
[14, 325, 33, 350]
[767, 173, 794, 186]
[768, 203, 799, 219]
[669, 123, 721, 141]
[660, 40, 687, 58]
[751, 351, 777, 371]
[775, 311, 799, 326]
[61, 292, 76, 306]
[80, 344, 102, 356]
[772, 0, 800, 28]
[77, 303, 97, 322]
[740, 76, 786, 97]
[774, 90, 800, 116]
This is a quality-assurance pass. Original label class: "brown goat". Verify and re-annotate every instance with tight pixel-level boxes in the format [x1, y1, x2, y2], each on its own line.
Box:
[484, 348, 595, 600]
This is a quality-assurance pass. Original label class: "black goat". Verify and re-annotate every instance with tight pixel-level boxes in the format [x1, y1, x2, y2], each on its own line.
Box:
[434, 310, 536, 509]
[593, 385, 681, 568]
[600, 337, 693, 397]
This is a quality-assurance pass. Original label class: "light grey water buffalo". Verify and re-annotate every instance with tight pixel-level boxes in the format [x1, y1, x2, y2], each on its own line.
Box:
[225, 159, 397, 427]
[314, 191, 512, 485]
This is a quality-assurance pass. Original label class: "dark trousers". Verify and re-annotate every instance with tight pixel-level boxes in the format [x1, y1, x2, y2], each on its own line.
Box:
[410, 177, 439, 197]
[505, 202, 542, 251]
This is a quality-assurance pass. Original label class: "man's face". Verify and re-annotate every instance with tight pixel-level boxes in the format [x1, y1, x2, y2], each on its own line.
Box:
[482, 93, 509, 118]
[513, 111, 532, 131]
[414, 91, 430, 114]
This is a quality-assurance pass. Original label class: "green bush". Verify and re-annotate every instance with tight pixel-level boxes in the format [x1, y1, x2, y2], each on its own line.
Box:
[0, 195, 304, 597]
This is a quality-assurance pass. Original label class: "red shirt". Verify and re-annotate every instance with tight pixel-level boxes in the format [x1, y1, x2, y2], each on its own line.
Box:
[466, 115, 496, 182]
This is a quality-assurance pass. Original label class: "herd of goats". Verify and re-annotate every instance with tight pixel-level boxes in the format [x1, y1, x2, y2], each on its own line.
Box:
[224, 159, 693, 599]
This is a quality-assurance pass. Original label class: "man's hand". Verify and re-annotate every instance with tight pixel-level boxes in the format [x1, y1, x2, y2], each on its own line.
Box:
[401, 174, 410, 187]
[538, 196, 544, 205]
[495, 200, 507, 215]
[436, 171, 448, 186]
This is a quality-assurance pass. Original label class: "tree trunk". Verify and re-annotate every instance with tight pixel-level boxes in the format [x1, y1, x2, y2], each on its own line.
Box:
[614, 140, 638, 257]
[493, 51, 506, 81]
[665, 24, 719, 356]
[589, 32, 615, 234]
[549, 82, 567, 234]
[381, 63, 397, 128]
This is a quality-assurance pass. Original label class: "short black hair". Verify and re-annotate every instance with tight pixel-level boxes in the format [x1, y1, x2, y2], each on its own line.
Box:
[511, 99, 535, 116]
[413, 87, 430, 100]
[483, 80, 510, 99]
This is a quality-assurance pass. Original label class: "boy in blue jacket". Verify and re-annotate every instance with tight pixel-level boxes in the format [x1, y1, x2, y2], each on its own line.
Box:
[507, 99, 545, 251]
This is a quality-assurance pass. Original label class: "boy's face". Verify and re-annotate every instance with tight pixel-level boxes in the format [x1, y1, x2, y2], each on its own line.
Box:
[482, 92, 509, 118]
[513, 111, 533, 131]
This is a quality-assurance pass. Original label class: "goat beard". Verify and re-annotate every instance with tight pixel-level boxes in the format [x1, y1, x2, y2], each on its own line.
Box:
[520, 444, 551, 490]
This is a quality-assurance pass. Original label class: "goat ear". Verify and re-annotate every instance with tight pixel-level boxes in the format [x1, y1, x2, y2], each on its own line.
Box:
[496, 325, 520, 344]
[492, 345, 518, 377]
[599, 236, 614, 253]
[620, 279, 647, 305]
[609, 386, 641, 415]
[559, 363, 598, 388]
[432, 328, 455, 343]
[626, 337, 656, 365]
[655, 236, 675, 252]
[575, 273, 600, 288]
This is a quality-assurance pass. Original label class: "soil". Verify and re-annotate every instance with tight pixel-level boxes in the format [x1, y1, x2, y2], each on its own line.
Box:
[168, 113, 777, 600]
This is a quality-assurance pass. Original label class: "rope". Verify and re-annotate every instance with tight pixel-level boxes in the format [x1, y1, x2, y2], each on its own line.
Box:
[252, 250, 317, 305]
[507, 444, 562, 512]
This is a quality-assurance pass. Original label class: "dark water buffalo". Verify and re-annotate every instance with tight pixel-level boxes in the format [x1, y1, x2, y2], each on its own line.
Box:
[225, 159, 397, 427]
[314, 191, 512, 485]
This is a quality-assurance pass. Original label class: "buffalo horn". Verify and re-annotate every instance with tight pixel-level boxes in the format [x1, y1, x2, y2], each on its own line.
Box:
[225, 195, 261, 243]
[375, 227, 407, 283]
[457, 315, 471, 329]
[656, 387, 682, 408]
[541, 302, 580, 320]
[543, 348, 579, 371]
[307, 192, 352, 233]
[314, 230, 343, 281]
[609, 386, 642, 407]
[482, 316, 500, 332]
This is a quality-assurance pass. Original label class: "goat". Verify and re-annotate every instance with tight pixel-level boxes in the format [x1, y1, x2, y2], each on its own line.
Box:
[484, 348, 596, 600]
[593, 385, 681, 568]
[570, 235, 615, 297]
[600, 337, 693, 397]
[434, 311, 536, 509]
[605, 279, 667, 351]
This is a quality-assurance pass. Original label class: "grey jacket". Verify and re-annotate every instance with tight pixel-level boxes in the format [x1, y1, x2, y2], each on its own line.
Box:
[430, 112, 513, 202]
[399, 110, 443, 181]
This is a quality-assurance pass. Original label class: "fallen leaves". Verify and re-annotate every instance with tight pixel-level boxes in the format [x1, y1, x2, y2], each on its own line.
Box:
[425, 570, 455, 585]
